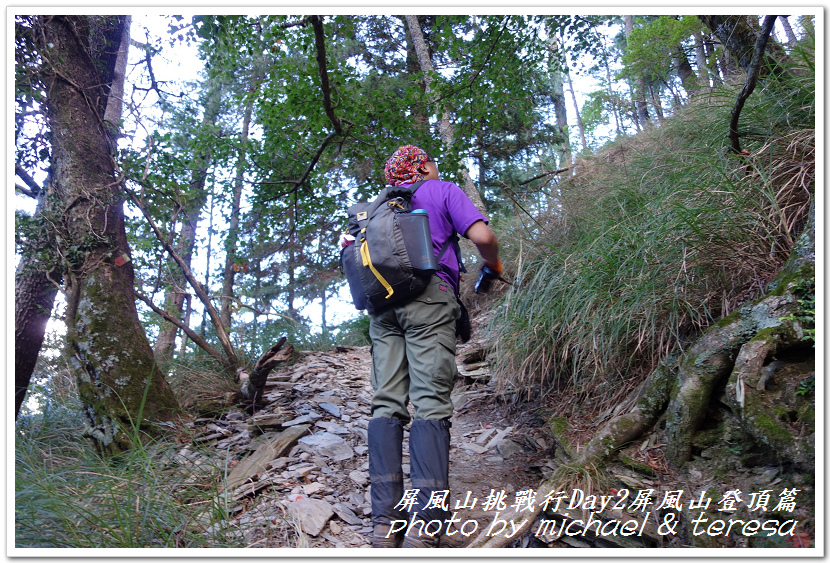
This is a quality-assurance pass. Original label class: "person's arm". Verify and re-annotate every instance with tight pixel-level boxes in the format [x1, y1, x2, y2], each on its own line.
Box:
[465, 220, 501, 272]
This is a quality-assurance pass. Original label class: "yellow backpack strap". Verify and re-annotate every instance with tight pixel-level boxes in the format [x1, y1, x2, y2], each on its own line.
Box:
[360, 233, 394, 300]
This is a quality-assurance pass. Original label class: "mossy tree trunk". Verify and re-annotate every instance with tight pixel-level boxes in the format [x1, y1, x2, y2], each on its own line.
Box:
[38, 15, 181, 453]
[698, 15, 788, 76]
[577, 205, 814, 467]
[14, 184, 61, 417]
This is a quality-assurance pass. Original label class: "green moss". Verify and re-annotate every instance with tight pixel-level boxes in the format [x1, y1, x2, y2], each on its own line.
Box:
[767, 264, 815, 296]
[549, 416, 569, 436]
[749, 413, 792, 444]
[798, 404, 814, 427]
[546, 416, 575, 458]
[618, 454, 656, 476]
[750, 326, 779, 342]
[691, 426, 722, 449]
[713, 310, 741, 329]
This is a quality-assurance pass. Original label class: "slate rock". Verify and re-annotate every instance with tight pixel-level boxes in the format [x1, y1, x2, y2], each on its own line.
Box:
[460, 442, 488, 455]
[287, 498, 335, 536]
[348, 470, 369, 486]
[332, 502, 363, 525]
[298, 432, 355, 461]
[302, 482, 326, 495]
[496, 438, 524, 458]
[225, 425, 311, 491]
[316, 420, 349, 435]
[319, 402, 342, 417]
[284, 414, 318, 427]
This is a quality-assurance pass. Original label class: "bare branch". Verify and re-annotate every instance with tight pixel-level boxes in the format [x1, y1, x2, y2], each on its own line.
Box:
[124, 184, 239, 367]
[519, 168, 570, 186]
[15, 164, 43, 195]
[497, 181, 552, 236]
[16, 184, 35, 198]
[258, 130, 340, 198]
[310, 15, 342, 135]
[135, 291, 229, 368]
[729, 15, 777, 155]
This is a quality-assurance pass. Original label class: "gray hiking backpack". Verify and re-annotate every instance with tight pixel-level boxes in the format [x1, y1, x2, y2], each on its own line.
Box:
[341, 181, 453, 313]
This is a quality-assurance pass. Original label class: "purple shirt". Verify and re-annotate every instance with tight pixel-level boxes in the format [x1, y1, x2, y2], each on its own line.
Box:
[407, 179, 488, 291]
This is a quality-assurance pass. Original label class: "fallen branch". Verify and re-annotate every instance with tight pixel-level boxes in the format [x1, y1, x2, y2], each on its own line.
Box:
[238, 337, 294, 405]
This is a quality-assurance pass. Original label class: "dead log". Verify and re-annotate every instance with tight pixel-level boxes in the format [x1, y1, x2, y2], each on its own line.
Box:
[238, 337, 293, 405]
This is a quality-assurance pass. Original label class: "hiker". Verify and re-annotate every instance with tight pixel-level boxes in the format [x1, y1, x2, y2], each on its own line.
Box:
[368, 145, 502, 548]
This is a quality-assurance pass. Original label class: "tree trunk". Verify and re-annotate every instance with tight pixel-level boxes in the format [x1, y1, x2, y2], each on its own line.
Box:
[220, 78, 258, 331]
[199, 188, 216, 340]
[624, 16, 651, 127]
[15, 15, 127, 419]
[400, 15, 430, 133]
[649, 84, 664, 121]
[602, 51, 624, 136]
[778, 16, 798, 44]
[698, 15, 787, 76]
[287, 195, 299, 320]
[565, 69, 587, 153]
[14, 184, 61, 418]
[39, 15, 180, 452]
[674, 45, 697, 96]
[404, 15, 487, 212]
[547, 31, 572, 166]
[102, 15, 130, 143]
[693, 32, 712, 88]
[154, 84, 222, 362]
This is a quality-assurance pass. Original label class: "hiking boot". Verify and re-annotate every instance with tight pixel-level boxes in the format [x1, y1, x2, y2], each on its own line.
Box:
[401, 534, 438, 548]
[372, 524, 403, 548]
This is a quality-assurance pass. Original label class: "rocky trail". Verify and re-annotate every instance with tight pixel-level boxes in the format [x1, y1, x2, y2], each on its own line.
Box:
[175, 330, 815, 550]
[177, 337, 549, 548]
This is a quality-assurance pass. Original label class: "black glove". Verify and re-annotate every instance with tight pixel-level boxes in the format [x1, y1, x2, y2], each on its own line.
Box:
[474, 263, 500, 294]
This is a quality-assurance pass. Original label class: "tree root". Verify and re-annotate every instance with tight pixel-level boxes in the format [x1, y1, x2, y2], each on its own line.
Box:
[469, 363, 676, 548]
[471, 208, 814, 547]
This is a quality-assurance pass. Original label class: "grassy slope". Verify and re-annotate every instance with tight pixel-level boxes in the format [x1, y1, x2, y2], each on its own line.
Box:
[488, 41, 815, 416]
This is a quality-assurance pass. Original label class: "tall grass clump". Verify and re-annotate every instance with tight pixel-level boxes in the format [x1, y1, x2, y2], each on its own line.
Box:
[490, 39, 815, 414]
[14, 366, 296, 548]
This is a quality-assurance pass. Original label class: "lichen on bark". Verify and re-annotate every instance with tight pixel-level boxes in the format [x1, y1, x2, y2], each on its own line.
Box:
[39, 15, 182, 454]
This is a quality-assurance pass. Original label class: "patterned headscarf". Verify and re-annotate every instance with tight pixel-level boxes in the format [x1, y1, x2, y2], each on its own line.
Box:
[384, 145, 430, 186]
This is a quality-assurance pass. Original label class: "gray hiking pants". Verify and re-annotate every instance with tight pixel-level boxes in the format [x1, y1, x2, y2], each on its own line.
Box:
[369, 275, 460, 421]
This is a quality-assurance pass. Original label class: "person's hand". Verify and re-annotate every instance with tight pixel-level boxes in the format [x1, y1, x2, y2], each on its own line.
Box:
[475, 260, 503, 294]
[484, 258, 503, 276]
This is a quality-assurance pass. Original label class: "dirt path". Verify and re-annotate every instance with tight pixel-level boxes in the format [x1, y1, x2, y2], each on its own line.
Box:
[186, 337, 547, 548]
